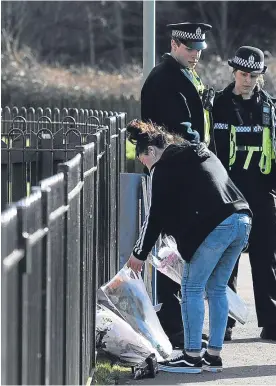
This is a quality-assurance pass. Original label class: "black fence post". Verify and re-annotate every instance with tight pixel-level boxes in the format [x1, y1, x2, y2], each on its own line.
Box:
[76, 142, 97, 384]
[102, 124, 111, 282]
[92, 129, 108, 286]
[118, 113, 127, 173]
[16, 190, 46, 385]
[40, 173, 66, 385]
[58, 154, 82, 385]
[1, 206, 25, 385]
[1, 140, 9, 209]
[86, 132, 101, 289]
[105, 116, 119, 278]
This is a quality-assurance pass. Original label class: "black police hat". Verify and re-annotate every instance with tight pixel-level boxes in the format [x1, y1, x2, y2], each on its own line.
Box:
[166, 22, 212, 50]
[228, 46, 267, 74]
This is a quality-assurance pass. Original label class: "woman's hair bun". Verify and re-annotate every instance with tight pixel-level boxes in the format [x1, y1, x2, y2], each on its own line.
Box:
[126, 119, 148, 144]
[126, 119, 186, 156]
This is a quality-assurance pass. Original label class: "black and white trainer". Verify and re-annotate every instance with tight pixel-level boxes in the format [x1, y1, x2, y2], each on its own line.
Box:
[201, 351, 223, 372]
[201, 335, 208, 355]
[158, 351, 202, 373]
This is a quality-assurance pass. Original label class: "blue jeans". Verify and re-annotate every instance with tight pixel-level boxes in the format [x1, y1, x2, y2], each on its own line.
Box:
[181, 212, 252, 352]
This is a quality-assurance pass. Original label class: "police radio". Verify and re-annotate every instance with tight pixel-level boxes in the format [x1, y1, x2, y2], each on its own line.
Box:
[202, 86, 215, 111]
[262, 101, 271, 126]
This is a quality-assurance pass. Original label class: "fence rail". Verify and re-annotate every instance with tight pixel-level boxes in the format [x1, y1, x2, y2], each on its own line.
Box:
[1, 105, 119, 133]
[1, 107, 127, 385]
[1, 107, 126, 209]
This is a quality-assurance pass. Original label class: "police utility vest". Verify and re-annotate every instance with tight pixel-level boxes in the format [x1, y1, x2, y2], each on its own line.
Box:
[182, 68, 212, 145]
[214, 92, 276, 175]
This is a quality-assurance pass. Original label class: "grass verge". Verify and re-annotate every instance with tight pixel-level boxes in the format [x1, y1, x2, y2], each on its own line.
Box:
[94, 355, 132, 385]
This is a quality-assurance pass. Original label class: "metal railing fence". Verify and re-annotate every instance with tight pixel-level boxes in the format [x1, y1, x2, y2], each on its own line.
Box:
[1, 107, 127, 385]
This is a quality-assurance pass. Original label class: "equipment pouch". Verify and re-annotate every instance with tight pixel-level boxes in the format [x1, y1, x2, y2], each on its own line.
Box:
[229, 125, 237, 168]
[259, 127, 272, 174]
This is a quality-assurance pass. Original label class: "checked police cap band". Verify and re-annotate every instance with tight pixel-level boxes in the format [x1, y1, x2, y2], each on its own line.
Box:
[167, 22, 212, 50]
[228, 46, 267, 74]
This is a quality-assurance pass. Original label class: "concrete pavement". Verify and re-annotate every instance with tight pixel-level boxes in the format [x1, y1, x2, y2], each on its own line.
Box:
[135, 254, 276, 385]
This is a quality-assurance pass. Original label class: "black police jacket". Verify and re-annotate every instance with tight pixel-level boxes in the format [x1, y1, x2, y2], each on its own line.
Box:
[132, 143, 251, 263]
[213, 82, 276, 201]
[141, 54, 216, 152]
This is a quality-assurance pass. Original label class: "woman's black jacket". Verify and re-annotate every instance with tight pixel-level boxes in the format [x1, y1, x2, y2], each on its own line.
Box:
[132, 143, 251, 262]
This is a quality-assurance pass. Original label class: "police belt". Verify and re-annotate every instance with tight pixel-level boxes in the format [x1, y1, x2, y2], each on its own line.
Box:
[232, 145, 263, 171]
[233, 145, 275, 173]
[236, 145, 262, 151]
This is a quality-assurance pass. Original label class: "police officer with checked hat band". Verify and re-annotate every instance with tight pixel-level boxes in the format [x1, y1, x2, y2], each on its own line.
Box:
[141, 22, 215, 348]
[141, 22, 216, 152]
[213, 46, 276, 341]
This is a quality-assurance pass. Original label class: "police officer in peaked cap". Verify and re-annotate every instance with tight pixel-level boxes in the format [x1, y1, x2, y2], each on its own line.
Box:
[228, 46, 267, 74]
[141, 22, 215, 150]
[213, 46, 276, 341]
[141, 21, 215, 348]
[166, 22, 212, 50]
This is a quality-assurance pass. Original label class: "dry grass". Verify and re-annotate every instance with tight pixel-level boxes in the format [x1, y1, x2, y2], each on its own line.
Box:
[2, 48, 275, 109]
[1, 49, 143, 101]
[39, 65, 142, 100]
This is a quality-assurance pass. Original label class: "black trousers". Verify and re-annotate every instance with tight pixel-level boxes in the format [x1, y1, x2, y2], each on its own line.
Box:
[227, 192, 276, 328]
[156, 270, 183, 338]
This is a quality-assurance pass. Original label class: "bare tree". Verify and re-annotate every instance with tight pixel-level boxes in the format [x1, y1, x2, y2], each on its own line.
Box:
[1, 2, 29, 54]
[86, 5, 96, 66]
[1, 1, 275, 68]
[113, 1, 125, 67]
[220, 2, 228, 59]
[196, 1, 250, 59]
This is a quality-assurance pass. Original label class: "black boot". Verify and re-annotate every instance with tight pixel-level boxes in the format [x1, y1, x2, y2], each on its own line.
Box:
[260, 326, 276, 341]
[224, 327, 233, 341]
[169, 331, 184, 349]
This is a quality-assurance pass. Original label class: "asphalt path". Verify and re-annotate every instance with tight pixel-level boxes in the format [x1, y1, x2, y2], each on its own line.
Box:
[135, 254, 276, 385]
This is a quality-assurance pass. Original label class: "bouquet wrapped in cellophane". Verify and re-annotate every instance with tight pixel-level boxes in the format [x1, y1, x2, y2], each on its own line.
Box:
[149, 236, 249, 325]
[148, 236, 183, 285]
[96, 304, 155, 365]
[96, 266, 172, 365]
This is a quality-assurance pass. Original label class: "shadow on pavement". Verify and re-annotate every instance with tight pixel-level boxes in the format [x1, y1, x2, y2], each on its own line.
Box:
[224, 337, 276, 345]
[135, 365, 276, 385]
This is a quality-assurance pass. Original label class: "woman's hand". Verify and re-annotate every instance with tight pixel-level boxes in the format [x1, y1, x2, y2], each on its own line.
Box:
[126, 254, 144, 273]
